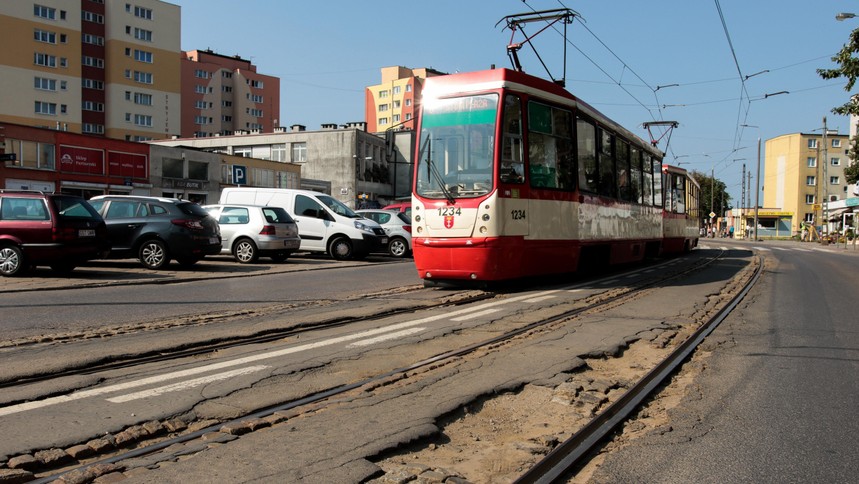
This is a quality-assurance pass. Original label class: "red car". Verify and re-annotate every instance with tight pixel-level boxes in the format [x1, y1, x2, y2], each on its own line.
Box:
[0, 190, 109, 276]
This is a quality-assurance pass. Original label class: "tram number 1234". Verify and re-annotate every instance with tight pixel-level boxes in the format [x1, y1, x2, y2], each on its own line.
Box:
[511, 209, 526, 220]
[438, 207, 462, 216]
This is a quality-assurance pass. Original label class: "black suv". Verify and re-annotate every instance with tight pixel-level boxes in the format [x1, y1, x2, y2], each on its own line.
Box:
[89, 195, 221, 269]
[0, 190, 109, 276]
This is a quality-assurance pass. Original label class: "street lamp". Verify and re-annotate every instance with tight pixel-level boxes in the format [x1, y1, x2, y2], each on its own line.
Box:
[836, 12, 857, 21]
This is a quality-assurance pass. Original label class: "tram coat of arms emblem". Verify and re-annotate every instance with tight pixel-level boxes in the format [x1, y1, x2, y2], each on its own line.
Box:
[444, 215, 454, 229]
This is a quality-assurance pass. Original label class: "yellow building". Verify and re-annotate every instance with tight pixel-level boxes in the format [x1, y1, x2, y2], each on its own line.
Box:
[763, 132, 850, 235]
[0, 0, 182, 141]
[364, 66, 445, 134]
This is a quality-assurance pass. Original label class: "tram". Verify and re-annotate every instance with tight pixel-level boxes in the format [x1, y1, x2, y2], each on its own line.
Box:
[410, 67, 698, 283]
[662, 164, 701, 254]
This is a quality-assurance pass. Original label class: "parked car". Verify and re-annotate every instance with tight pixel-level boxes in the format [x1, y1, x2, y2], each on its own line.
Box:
[0, 190, 109, 276]
[219, 188, 388, 260]
[88, 195, 221, 269]
[383, 201, 411, 220]
[202, 204, 301, 263]
[356, 209, 412, 258]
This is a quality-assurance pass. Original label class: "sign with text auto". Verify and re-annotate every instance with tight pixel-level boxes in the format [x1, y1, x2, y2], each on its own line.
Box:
[59, 145, 104, 174]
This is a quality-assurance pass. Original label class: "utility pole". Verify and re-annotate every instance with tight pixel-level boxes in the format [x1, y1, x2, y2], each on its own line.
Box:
[741, 163, 746, 235]
[754, 137, 761, 241]
[822, 116, 829, 236]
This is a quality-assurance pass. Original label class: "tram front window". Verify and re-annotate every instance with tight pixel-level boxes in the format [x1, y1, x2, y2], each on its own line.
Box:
[416, 94, 498, 200]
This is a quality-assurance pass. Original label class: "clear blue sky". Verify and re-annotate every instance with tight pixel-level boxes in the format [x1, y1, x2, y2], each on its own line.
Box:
[173, 0, 856, 207]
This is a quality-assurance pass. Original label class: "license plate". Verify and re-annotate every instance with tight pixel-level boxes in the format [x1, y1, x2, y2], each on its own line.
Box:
[284, 240, 299, 247]
[78, 229, 95, 237]
[209, 237, 219, 244]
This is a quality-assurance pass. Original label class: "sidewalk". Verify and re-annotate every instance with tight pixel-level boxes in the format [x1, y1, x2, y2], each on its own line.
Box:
[0, 254, 363, 293]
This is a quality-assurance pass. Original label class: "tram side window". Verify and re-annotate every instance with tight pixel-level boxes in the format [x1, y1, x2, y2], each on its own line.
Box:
[631, 147, 643, 204]
[576, 119, 597, 192]
[642, 153, 654, 206]
[670, 174, 686, 214]
[616, 140, 631, 201]
[500, 95, 524, 184]
[527, 101, 573, 190]
[598, 129, 616, 198]
[652, 158, 663, 207]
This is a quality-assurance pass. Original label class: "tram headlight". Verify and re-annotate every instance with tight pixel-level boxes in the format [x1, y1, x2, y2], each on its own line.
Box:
[482, 214, 490, 222]
[415, 214, 421, 222]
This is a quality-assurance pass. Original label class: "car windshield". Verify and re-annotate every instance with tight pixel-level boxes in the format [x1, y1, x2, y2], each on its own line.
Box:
[178, 202, 211, 217]
[317, 195, 360, 218]
[416, 93, 497, 200]
[53, 196, 102, 220]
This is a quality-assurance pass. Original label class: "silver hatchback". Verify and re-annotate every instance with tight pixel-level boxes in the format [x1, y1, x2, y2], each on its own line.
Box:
[203, 204, 301, 263]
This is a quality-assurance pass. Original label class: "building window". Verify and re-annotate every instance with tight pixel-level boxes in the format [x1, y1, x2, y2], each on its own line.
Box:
[195, 85, 206, 94]
[807, 157, 817, 168]
[831, 157, 841, 166]
[134, 50, 153, 63]
[133, 114, 152, 127]
[162, 158, 183, 178]
[194, 116, 209, 125]
[133, 6, 153, 19]
[291, 142, 306, 162]
[249, 79, 264, 88]
[34, 29, 57, 44]
[221, 115, 232, 122]
[82, 56, 104, 68]
[378, 117, 388, 126]
[34, 77, 57, 91]
[82, 101, 104, 112]
[379, 90, 389, 98]
[34, 53, 57, 68]
[405, 113, 412, 120]
[188, 161, 208, 180]
[805, 194, 815, 204]
[34, 5, 56, 19]
[832, 139, 841, 148]
[393, 114, 400, 123]
[406, 99, 412, 106]
[133, 27, 152, 41]
[82, 33, 104, 45]
[807, 138, 818, 149]
[133, 93, 152, 105]
[194, 100, 207, 109]
[272, 144, 287, 162]
[830, 195, 839, 202]
[81, 11, 104, 23]
[405, 84, 412, 92]
[82, 123, 105, 134]
[830, 176, 840, 185]
[378, 104, 388, 112]
[393, 85, 401, 95]
[804, 213, 814, 223]
[222, 71, 232, 78]
[222, 86, 232, 93]
[194, 69, 209, 79]
[806, 176, 816, 186]
[35, 101, 57, 115]
[133, 71, 153, 84]
[86, 79, 106, 90]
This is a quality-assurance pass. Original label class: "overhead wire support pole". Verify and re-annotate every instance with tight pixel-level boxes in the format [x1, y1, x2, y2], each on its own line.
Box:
[496, 8, 576, 86]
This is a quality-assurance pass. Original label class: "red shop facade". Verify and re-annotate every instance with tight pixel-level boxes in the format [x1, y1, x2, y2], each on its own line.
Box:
[1, 122, 151, 197]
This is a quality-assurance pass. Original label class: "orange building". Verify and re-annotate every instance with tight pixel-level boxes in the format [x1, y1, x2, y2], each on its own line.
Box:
[180, 49, 280, 138]
[364, 66, 445, 134]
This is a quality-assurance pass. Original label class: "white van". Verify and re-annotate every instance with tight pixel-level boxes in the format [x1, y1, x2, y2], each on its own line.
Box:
[219, 188, 387, 260]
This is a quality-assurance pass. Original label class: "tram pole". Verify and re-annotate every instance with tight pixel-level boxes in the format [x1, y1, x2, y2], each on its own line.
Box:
[754, 137, 761, 241]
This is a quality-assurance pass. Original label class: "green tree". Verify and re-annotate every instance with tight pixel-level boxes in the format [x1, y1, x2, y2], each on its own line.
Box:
[818, 28, 859, 178]
[689, 170, 731, 220]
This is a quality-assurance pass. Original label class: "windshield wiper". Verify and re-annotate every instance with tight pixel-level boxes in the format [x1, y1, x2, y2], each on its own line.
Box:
[419, 136, 456, 205]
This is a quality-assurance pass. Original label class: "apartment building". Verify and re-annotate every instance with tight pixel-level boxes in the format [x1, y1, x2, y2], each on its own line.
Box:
[181, 49, 280, 138]
[364, 66, 445, 134]
[763, 132, 850, 235]
[0, 0, 182, 141]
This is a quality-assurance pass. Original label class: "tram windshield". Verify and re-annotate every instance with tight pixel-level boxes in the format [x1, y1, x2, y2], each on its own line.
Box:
[416, 94, 498, 200]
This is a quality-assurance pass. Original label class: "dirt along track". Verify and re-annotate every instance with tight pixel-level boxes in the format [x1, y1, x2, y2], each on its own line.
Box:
[0, 247, 758, 483]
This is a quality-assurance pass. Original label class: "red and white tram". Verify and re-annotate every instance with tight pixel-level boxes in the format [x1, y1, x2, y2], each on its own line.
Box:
[662, 164, 701, 254]
[410, 67, 698, 283]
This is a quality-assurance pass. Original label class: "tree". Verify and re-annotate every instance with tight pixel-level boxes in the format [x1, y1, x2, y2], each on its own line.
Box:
[689, 170, 731, 220]
[818, 28, 859, 176]
[817, 28, 859, 116]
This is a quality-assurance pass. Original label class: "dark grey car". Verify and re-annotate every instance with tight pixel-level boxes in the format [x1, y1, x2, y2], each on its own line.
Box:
[89, 195, 221, 269]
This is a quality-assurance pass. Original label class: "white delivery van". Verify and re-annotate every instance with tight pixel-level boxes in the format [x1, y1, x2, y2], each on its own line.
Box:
[219, 188, 387, 260]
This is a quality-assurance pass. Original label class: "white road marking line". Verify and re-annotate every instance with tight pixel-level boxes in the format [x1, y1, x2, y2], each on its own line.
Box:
[452, 308, 503, 321]
[0, 289, 563, 417]
[106, 366, 270, 403]
[524, 295, 557, 303]
[349, 328, 425, 347]
[753, 247, 770, 251]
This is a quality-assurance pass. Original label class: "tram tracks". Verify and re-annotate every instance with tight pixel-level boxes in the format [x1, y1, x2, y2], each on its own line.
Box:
[3, 250, 755, 483]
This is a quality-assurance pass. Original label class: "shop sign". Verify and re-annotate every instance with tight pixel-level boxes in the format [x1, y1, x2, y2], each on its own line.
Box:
[59, 145, 104, 174]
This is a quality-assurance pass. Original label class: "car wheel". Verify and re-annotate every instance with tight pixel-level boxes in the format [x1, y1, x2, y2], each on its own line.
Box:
[0, 245, 26, 277]
[270, 251, 290, 263]
[50, 262, 77, 274]
[328, 236, 353, 261]
[139, 239, 169, 270]
[233, 238, 259, 263]
[388, 237, 409, 258]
